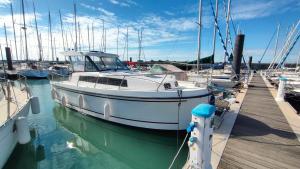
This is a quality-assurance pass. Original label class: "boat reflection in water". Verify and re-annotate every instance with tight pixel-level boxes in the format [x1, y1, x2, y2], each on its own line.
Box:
[53, 105, 188, 169]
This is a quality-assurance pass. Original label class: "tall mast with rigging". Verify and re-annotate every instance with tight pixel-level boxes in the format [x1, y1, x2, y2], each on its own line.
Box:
[33, 2, 42, 61]
[10, 3, 18, 61]
[196, 0, 203, 74]
[59, 10, 66, 51]
[21, 0, 28, 61]
[48, 11, 54, 61]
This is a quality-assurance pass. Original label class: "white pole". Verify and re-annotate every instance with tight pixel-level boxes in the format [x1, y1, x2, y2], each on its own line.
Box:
[196, 0, 203, 74]
[10, 3, 18, 61]
[276, 77, 287, 101]
[224, 0, 231, 63]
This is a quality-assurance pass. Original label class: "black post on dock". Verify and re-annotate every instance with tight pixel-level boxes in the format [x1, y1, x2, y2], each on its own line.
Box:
[232, 34, 245, 80]
[5, 47, 13, 71]
[248, 56, 253, 70]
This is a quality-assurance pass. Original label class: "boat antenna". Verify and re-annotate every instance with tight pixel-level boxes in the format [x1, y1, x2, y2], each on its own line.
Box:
[10, 3, 19, 62]
[33, 1, 42, 61]
[196, 0, 203, 74]
[59, 9, 66, 51]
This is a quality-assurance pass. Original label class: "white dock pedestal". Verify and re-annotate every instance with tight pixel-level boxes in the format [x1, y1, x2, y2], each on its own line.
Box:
[186, 104, 215, 169]
[276, 77, 287, 102]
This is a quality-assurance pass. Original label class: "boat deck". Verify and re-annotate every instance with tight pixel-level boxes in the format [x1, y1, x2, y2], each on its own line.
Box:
[0, 86, 28, 126]
[218, 74, 300, 169]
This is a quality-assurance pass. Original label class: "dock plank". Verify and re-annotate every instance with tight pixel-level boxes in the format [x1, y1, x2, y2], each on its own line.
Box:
[218, 74, 300, 169]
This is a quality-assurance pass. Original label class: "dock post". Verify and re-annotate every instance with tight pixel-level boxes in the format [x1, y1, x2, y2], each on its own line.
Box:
[187, 104, 215, 169]
[232, 34, 245, 80]
[5, 47, 13, 70]
[276, 77, 287, 101]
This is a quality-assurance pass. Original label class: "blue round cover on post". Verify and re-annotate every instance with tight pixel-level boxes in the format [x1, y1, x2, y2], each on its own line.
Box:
[192, 104, 216, 118]
[279, 76, 288, 81]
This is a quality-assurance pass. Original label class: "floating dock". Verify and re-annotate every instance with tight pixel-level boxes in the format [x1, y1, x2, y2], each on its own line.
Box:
[218, 75, 300, 169]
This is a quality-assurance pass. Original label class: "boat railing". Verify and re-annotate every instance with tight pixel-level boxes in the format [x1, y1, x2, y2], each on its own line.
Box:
[0, 76, 30, 124]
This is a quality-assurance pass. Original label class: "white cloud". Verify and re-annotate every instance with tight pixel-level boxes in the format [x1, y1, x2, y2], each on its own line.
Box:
[0, 0, 10, 7]
[108, 0, 137, 7]
[164, 11, 174, 16]
[80, 3, 115, 16]
[231, 0, 300, 20]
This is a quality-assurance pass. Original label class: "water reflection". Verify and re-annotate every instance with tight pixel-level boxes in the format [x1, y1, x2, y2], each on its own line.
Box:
[53, 106, 188, 169]
[4, 79, 188, 169]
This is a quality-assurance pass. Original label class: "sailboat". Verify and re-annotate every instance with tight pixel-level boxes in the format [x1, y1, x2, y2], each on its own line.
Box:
[17, 0, 49, 79]
[0, 77, 40, 168]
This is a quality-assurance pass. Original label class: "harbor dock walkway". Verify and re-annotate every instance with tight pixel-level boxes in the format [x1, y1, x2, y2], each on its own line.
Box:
[218, 74, 300, 169]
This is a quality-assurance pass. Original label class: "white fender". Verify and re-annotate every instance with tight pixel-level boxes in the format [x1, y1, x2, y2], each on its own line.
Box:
[31, 96, 40, 114]
[16, 117, 31, 144]
[51, 89, 57, 100]
[78, 95, 84, 109]
[62, 96, 67, 107]
[104, 102, 111, 120]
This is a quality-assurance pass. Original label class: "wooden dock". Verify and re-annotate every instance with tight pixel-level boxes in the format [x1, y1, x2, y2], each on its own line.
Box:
[218, 74, 300, 169]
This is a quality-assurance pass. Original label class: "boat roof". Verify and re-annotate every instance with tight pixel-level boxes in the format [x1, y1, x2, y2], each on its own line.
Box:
[61, 51, 119, 58]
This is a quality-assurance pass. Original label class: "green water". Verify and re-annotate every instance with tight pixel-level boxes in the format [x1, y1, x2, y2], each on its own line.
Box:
[4, 80, 188, 169]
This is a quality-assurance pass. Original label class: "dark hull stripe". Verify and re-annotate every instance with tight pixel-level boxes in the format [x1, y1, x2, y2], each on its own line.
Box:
[53, 85, 211, 102]
[59, 101, 179, 125]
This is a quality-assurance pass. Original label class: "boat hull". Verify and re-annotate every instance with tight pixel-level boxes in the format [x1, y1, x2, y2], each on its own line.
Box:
[52, 84, 211, 130]
[19, 69, 49, 79]
[0, 101, 31, 169]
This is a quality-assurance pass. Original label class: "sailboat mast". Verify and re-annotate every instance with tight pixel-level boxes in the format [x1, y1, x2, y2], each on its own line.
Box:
[117, 26, 119, 55]
[21, 0, 28, 61]
[224, 0, 231, 63]
[33, 2, 42, 61]
[87, 24, 90, 51]
[196, 0, 203, 74]
[59, 10, 66, 51]
[212, 0, 218, 58]
[78, 22, 81, 51]
[126, 27, 129, 61]
[74, 3, 78, 51]
[10, 3, 18, 61]
[92, 23, 95, 51]
[48, 11, 54, 61]
[4, 23, 8, 47]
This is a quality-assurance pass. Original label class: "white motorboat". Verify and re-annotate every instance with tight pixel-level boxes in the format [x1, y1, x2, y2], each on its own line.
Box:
[51, 51, 212, 130]
[0, 77, 40, 168]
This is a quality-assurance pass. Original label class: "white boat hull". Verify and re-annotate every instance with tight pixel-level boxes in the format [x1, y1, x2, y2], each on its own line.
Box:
[52, 84, 211, 130]
[0, 101, 31, 169]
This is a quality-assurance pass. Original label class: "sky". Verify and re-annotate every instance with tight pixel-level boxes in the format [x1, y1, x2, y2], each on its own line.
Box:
[0, 0, 299, 63]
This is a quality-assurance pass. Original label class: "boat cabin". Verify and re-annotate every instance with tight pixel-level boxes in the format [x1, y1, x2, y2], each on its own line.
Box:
[61, 51, 129, 72]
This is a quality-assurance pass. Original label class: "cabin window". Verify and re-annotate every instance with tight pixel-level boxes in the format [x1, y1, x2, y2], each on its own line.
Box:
[79, 76, 128, 87]
[69, 56, 85, 72]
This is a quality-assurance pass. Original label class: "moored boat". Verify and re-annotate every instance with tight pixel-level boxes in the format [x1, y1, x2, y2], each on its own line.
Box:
[51, 51, 212, 130]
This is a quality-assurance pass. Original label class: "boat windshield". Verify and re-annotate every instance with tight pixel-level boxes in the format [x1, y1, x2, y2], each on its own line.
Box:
[70, 55, 129, 72]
